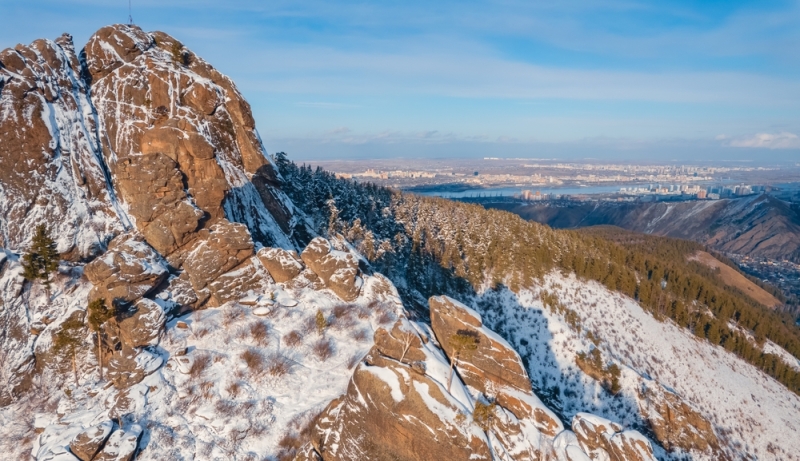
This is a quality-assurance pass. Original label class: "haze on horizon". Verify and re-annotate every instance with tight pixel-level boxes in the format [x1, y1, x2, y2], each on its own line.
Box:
[2, 0, 799, 162]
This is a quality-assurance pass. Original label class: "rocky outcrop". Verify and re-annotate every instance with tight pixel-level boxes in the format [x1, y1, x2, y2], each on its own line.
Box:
[301, 238, 362, 301]
[0, 33, 124, 259]
[257, 247, 304, 282]
[429, 295, 563, 437]
[83, 24, 301, 251]
[306, 349, 493, 461]
[106, 347, 162, 389]
[302, 302, 654, 461]
[572, 413, 656, 461]
[638, 381, 719, 453]
[69, 420, 114, 461]
[83, 233, 168, 304]
[117, 299, 166, 349]
[93, 425, 142, 461]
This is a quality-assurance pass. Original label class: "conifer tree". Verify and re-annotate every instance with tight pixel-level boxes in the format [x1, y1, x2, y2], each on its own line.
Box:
[87, 298, 116, 381]
[52, 316, 85, 386]
[22, 224, 60, 296]
[315, 309, 327, 336]
[447, 329, 480, 392]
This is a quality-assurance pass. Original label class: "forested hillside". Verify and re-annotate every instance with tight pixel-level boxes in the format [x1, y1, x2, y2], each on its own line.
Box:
[277, 155, 800, 395]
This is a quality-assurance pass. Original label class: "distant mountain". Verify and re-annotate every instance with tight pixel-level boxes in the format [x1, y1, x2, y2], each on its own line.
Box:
[490, 194, 800, 263]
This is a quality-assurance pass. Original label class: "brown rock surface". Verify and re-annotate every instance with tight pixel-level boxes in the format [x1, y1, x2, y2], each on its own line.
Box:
[83, 24, 300, 249]
[92, 425, 142, 461]
[428, 295, 564, 437]
[180, 221, 255, 306]
[83, 233, 168, 304]
[301, 238, 362, 301]
[308, 349, 492, 461]
[0, 33, 123, 259]
[257, 247, 304, 282]
[638, 381, 719, 453]
[572, 413, 656, 461]
[69, 420, 114, 461]
[106, 347, 162, 389]
[117, 298, 166, 349]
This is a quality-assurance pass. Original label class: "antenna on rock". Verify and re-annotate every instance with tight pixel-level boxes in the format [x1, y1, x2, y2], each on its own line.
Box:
[128, 0, 134, 24]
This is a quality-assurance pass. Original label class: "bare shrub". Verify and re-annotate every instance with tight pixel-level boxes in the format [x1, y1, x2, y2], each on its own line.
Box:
[199, 380, 215, 400]
[350, 328, 369, 342]
[194, 326, 212, 339]
[276, 411, 322, 461]
[377, 310, 395, 325]
[301, 315, 317, 336]
[189, 352, 212, 379]
[215, 399, 238, 417]
[356, 306, 370, 319]
[222, 305, 246, 327]
[266, 352, 293, 377]
[313, 338, 335, 361]
[283, 330, 303, 348]
[225, 381, 241, 398]
[331, 312, 357, 331]
[332, 304, 354, 319]
[240, 348, 265, 374]
[249, 321, 270, 347]
[347, 353, 363, 370]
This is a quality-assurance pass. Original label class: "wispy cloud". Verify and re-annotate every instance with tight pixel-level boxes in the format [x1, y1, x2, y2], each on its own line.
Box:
[728, 132, 800, 149]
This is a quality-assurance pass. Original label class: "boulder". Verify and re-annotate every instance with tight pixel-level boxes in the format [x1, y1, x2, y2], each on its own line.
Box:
[308, 349, 492, 461]
[181, 221, 255, 306]
[301, 238, 362, 301]
[117, 299, 166, 348]
[207, 257, 271, 305]
[69, 420, 114, 461]
[107, 347, 163, 389]
[572, 413, 656, 461]
[637, 381, 719, 453]
[428, 296, 563, 436]
[84, 234, 168, 304]
[373, 319, 427, 364]
[93, 425, 143, 461]
[257, 247, 304, 282]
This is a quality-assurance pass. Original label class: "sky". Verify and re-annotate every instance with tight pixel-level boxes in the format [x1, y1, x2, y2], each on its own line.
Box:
[2, 0, 799, 162]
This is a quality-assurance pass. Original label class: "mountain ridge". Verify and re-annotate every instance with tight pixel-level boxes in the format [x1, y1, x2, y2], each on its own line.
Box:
[1, 24, 799, 461]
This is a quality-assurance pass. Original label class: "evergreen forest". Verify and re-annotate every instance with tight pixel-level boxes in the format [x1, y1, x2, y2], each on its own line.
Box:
[275, 154, 800, 395]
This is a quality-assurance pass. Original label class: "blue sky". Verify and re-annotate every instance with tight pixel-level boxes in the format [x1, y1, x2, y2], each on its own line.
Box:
[2, 0, 799, 161]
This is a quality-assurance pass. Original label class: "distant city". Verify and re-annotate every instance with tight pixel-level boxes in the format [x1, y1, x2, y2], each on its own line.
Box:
[318, 158, 799, 202]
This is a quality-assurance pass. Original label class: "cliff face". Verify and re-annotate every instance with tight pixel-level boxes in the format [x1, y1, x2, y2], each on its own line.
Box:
[0, 33, 126, 261]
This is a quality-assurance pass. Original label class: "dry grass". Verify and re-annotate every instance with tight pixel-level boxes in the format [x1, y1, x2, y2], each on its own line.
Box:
[377, 310, 395, 325]
[283, 330, 303, 348]
[266, 352, 293, 377]
[689, 250, 781, 308]
[249, 321, 270, 347]
[189, 352, 212, 379]
[347, 353, 363, 370]
[276, 411, 321, 461]
[222, 305, 246, 327]
[240, 348, 265, 373]
[350, 328, 369, 342]
[215, 399, 238, 417]
[312, 338, 335, 361]
[199, 380, 215, 400]
[225, 381, 242, 398]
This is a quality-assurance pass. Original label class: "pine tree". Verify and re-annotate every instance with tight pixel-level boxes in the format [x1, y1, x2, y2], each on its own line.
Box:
[87, 298, 116, 381]
[52, 316, 85, 386]
[22, 224, 60, 295]
[447, 329, 480, 392]
[315, 309, 327, 336]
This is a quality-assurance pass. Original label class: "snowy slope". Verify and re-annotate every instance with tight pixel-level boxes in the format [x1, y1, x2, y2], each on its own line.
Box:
[472, 273, 800, 460]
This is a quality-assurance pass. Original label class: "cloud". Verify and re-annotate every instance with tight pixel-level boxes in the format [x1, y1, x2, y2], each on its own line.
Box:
[728, 132, 800, 149]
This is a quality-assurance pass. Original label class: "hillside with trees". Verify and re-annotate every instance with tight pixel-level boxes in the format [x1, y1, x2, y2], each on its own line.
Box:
[277, 156, 800, 395]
